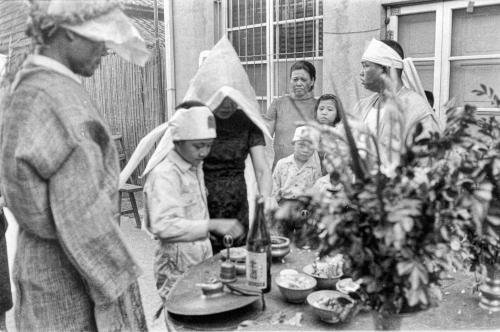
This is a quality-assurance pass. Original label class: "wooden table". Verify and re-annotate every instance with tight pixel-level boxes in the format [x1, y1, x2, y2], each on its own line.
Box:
[166, 247, 500, 331]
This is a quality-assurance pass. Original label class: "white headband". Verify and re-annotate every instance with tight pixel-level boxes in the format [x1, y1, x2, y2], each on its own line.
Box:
[362, 38, 426, 98]
[362, 39, 403, 69]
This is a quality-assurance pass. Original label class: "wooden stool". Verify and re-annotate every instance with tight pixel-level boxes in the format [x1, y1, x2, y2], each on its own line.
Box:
[112, 134, 142, 228]
[118, 183, 142, 228]
[112, 134, 127, 169]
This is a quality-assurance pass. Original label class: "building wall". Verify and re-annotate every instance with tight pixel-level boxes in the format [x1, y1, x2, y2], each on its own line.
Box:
[322, 0, 385, 113]
[171, 0, 216, 103]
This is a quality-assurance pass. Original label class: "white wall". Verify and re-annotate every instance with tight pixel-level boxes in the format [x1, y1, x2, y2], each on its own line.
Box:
[322, 0, 385, 113]
[170, 0, 216, 104]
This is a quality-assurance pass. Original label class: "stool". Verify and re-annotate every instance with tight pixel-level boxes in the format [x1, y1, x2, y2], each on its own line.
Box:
[113, 134, 142, 228]
[118, 183, 142, 228]
[112, 134, 127, 169]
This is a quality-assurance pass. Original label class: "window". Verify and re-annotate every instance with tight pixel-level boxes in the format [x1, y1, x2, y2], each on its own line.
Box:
[226, 0, 323, 113]
[387, 0, 500, 122]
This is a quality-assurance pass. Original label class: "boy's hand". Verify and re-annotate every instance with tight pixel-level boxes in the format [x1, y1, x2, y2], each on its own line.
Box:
[264, 196, 278, 214]
[209, 218, 244, 239]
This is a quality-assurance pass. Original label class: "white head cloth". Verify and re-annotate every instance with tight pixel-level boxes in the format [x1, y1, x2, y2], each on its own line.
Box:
[170, 106, 216, 141]
[119, 36, 270, 187]
[361, 38, 426, 98]
[119, 106, 215, 187]
[34, 0, 149, 66]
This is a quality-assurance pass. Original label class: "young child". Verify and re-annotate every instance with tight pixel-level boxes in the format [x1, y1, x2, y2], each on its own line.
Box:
[314, 93, 341, 127]
[271, 125, 321, 245]
[314, 93, 342, 175]
[272, 125, 321, 204]
[143, 104, 244, 305]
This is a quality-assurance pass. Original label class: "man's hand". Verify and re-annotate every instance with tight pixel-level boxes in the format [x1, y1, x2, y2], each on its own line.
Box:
[209, 218, 244, 239]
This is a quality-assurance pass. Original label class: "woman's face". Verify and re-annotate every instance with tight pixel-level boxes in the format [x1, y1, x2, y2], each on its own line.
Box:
[214, 97, 237, 119]
[316, 99, 338, 126]
[290, 69, 314, 98]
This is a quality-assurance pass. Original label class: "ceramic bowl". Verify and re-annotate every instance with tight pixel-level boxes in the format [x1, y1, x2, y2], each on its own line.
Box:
[275, 272, 317, 303]
[302, 263, 343, 290]
[307, 290, 358, 324]
[220, 246, 247, 262]
[271, 236, 291, 260]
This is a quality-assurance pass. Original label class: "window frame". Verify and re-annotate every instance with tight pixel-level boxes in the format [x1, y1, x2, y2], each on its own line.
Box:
[386, 0, 500, 124]
[224, 0, 324, 110]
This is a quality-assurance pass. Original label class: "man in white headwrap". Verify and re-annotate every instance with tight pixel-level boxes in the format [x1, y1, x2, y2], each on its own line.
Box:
[0, 0, 149, 331]
[142, 104, 243, 324]
[353, 39, 440, 167]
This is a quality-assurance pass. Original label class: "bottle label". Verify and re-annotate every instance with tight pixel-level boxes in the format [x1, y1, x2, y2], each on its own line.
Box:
[246, 251, 267, 288]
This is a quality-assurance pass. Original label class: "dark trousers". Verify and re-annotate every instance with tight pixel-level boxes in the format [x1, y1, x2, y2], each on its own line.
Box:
[0, 212, 12, 314]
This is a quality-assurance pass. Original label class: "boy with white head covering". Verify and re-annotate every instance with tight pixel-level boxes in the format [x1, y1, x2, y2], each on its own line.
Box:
[0, 0, 148, 330]
[143, 103, 243, 321]
[353, 39, 440, 167]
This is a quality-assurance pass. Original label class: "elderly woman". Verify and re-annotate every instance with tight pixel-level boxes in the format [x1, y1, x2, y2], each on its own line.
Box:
[265, 60, 317, 168]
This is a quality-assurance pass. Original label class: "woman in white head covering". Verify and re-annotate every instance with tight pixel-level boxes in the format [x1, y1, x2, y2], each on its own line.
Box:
[183, 38, 274, 253]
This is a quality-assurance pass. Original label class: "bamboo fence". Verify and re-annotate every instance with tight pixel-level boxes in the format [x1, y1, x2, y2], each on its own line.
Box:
[83, 49, 166, 184]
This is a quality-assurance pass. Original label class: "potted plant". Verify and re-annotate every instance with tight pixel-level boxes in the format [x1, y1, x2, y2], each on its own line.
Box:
[448, 85, 500, 311]
[282, 87, 479, 329]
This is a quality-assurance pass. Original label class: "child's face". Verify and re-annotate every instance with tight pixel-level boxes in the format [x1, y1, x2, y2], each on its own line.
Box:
[316, 99, 338, 125]
[175, 139, 214, 166]
[293, 140, 314, 162]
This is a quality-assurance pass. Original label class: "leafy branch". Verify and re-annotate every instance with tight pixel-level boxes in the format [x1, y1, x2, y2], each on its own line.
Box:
[472, 84, 500, 108]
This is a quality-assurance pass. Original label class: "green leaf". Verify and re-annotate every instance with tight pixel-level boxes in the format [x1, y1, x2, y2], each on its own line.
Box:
[401, 217, 414, 232]
[480, 83, 487, 93]
[397, 261, 414, 276]
[429, 284, 442, 302]
[406, 289, 420, 306]
[487, 214, 500, 226]
[450, 237, 460, 251]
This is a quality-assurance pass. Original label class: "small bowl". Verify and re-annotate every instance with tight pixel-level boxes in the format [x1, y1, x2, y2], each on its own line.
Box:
[271, 236, 291, 260]
[303, 263, 342, 290]
[307, 290, 358, 324]
[196, 281, 224, 297]
[275, 272, 317, 303]
[220, 246, 247, 262]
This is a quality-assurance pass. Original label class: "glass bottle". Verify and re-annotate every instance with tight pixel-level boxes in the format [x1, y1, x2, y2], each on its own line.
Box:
[246, 195, 272, 293]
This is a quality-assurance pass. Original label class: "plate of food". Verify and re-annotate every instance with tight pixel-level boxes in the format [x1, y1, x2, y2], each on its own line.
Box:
[307, 290, 359, 323]
[275, 271, 317, 303]
[302, 254, 344, 289]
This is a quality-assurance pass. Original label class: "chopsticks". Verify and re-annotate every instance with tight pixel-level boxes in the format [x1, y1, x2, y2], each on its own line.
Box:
[223, 283, 266, 311]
